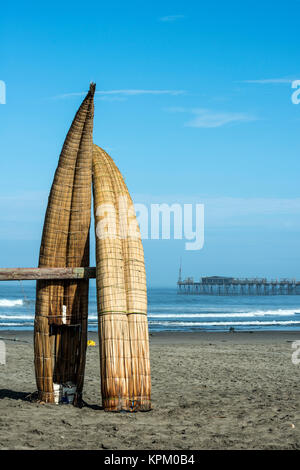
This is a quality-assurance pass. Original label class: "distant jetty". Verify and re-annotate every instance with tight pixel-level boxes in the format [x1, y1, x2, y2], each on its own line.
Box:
[177, 275, 300, 295]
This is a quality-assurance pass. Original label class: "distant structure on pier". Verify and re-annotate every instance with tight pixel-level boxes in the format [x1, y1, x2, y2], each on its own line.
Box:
[177, 274, 300, 295]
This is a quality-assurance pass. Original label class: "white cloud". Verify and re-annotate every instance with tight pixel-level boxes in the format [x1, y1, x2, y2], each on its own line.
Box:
[185, 109, 256, 128]
[53, 89, 185, 99]
[0, 191, 47, 204]
[132, 194, 300, 229]
[163, 106, 186, 113]
[159, 15, 185, 22]
[241, 78, 296, 84]
[98, 89, 185, 96]
[97, 96, 127, 102]
[165, 107, 256, 128]
[133, 194, 300, 213]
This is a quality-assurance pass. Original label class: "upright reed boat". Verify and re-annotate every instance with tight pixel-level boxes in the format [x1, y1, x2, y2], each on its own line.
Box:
[34, 83, 95, 404]
[93, 145, 151, 411]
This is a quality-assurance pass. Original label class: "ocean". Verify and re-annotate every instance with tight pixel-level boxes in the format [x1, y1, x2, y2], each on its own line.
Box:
[1, 282, 300, 332]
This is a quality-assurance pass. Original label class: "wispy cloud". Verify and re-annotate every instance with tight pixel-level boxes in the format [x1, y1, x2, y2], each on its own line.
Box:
[133, 194, 300, 229]
[53, 89, 186, 100]
[159, 14, 185, 22]
[241, 78, 296, 84]
[186, 109, 256, 128]
[165, 107, 256, 128]
[97, 96, 127, 102]
[97, 89, 185, 96]
[164, 106, 186, 113]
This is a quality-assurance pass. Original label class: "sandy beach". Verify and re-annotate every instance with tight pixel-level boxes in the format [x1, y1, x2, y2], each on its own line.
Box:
[0, 330, 299, 450]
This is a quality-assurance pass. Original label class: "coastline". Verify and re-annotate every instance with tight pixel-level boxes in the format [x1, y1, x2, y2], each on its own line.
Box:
[0, 329, 299, 449]
[1, 328, 299, 344]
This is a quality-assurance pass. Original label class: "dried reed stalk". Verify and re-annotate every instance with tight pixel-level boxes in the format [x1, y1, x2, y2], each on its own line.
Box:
[93, 145, 151, 411]
[34, 83, 95, 404]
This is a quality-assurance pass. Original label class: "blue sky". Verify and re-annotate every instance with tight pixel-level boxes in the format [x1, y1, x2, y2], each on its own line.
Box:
[1, 0, 300, 286]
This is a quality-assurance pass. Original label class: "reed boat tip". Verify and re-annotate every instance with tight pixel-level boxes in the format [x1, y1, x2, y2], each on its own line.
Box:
[89, 82, 96, 95]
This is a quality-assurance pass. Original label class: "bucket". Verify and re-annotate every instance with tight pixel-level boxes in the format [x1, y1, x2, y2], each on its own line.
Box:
[62, 382, 77, 404]
[53, 382, 77, 404]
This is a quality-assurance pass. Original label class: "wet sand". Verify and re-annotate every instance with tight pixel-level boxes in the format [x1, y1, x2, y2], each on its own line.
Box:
[0, 330, 299, 450]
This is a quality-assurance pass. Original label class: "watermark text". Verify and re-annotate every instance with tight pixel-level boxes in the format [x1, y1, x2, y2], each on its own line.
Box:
[291, 340, 300, 365]
[95, 197, 204, 251]
[0, 81, 6, 104]
[291, 80, 300, 104]
[0, 341, 6, 365]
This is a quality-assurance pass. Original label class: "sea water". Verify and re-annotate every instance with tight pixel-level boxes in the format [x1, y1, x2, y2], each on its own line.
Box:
[1, 282, 300, 332]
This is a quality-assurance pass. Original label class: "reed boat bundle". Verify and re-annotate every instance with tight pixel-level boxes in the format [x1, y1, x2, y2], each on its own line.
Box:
[34, 83, 95, 404]
[93, 145, 151, 412]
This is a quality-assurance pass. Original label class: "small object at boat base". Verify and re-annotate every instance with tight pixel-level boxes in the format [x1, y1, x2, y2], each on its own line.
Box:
[53, 382, 77, 405]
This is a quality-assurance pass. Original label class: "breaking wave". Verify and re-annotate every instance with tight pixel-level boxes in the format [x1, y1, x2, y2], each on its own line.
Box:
[0, 299, 23, 307]
[148, 309, 298, 318]
[149, 320, 300, 327]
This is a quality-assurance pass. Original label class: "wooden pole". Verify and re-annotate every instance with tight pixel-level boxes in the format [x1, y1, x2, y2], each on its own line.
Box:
[0, 267, 96, 281]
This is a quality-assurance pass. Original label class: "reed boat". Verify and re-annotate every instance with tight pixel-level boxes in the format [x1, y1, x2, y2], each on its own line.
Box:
[93, 145, 151, 412]
[34, 83, 95, 405]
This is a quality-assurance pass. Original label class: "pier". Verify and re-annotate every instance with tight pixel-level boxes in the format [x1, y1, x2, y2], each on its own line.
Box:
[177, 275, 300, 295]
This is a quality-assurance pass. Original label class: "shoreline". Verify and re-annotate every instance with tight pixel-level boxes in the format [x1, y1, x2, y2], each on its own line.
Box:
[0, 329, 299, 344]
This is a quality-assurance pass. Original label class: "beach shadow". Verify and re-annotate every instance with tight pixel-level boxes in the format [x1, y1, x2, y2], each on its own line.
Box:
[0, 389, 35, 401]
[0, 390, 104, 409]
[81, 400, 103, 411]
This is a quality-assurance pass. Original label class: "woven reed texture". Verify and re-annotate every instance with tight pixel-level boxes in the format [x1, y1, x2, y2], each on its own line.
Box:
[93, 145, 151, 412]
[34, 83, 95, 404]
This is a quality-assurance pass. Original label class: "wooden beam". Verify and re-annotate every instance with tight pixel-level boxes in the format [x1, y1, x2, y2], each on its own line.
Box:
[0, 267, 96, 281]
